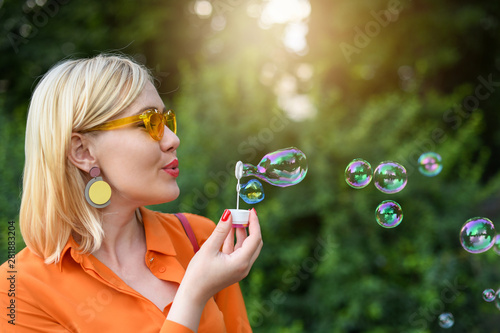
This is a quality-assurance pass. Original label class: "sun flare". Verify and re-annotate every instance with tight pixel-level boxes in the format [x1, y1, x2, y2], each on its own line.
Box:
[260, 0, 311, 25]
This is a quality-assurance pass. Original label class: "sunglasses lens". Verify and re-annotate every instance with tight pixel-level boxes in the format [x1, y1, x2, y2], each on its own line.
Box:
[166, 110, 177, 134]
[148, 112, 164, 141]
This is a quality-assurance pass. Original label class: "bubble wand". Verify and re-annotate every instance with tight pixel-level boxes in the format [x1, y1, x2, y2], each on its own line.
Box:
[230, 161, 250, 228]
[235, 161, 243, 210]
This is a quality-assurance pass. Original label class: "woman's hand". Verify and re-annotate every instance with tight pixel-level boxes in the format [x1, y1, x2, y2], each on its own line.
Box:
[194, 208, 262, 300]
[166, 208, 263, 331]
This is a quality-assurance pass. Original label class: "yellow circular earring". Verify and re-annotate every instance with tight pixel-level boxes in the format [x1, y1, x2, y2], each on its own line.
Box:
[85, 167, 111, 208]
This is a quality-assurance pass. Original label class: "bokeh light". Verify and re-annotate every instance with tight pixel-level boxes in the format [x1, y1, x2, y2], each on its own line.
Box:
[193, 0, 212, 18]
[259, 0, 311, 26]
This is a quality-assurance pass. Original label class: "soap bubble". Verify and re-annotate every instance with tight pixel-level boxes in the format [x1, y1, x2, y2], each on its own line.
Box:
[242, 147, 307, 187]
[493, 234, 500, 255]
[459, 217, 496, 254]
[375, 200, 403, 228]
[239, 179, 265, 204]
[373, 161, 407, 194]
[483, 288, 496, 302]
[438, 312, 454, 328]
[496, 290, 500, 311]
[345, 158, 372, 189]
[418, 152, 443, 177]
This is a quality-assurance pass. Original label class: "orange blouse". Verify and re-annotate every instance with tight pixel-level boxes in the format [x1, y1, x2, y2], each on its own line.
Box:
[0, 208, 252, 332]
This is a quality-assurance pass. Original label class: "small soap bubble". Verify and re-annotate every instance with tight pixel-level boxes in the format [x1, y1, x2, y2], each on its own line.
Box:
[418, 152, 443, 177]
[239, 179, 265, 204]
[375, 200, 403, 228]
[483, 288, 496, 302]
[242, 147, 307, 187]
[496, 290, 500, 311]
[459, 217, 496, 254]
[493, 234, 500, 255]
[438, 312, 454, 329]
[373, 161, 407, 194]
[345, 158, 372, 189]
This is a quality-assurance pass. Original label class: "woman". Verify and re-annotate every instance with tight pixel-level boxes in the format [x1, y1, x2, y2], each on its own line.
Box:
[0, 54, 263, 332]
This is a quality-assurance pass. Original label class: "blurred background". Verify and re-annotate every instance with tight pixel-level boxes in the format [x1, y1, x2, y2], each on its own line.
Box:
[1, 0, 500, 331]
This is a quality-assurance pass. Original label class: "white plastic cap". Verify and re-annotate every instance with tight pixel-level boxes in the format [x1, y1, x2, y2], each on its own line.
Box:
[229, 209, 250, 228]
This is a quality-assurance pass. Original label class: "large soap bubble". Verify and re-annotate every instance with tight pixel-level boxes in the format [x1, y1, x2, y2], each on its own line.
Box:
[239, 179, 265, 204]
[459, 217, 496, 254]
[493, 234, 500, 255]
[483, 288, 496, 302]
[345, 158, 372, 189]
[242, 147, 308, 187]
[418, 152, 443, 177]
[373, 161, 407, 194]
[233, 147, 307, 210]
[438, 312, 454, 328]
[375, 200, 403, 228]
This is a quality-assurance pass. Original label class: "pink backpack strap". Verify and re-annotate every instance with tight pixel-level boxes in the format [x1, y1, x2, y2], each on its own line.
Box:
[174, 213, 200, 253]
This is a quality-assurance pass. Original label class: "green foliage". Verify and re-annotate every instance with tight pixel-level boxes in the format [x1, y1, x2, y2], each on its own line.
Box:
[1, 0, 500, 331]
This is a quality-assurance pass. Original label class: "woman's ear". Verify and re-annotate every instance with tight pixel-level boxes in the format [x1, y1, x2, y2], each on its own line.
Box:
[68, 133, 97, 173]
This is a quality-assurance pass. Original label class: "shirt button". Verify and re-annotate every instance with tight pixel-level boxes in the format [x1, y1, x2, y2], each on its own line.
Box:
[159, 267, 166, 273]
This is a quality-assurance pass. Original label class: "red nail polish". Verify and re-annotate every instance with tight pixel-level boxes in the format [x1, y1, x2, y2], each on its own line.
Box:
[221, 209, 231, 222]
[251, 207, 257, 216]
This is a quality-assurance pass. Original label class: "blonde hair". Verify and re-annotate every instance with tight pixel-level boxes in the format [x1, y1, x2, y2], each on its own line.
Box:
[20, 54, 153, 264]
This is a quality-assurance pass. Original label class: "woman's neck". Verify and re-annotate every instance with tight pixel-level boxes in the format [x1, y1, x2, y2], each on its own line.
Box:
[92, 207, 146, 267]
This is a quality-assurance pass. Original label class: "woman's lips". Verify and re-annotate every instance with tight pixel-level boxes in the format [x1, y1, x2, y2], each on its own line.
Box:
[163, 159, 179, 178]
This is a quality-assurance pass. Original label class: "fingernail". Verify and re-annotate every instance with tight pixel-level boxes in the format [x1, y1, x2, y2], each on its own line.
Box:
[251, 207, 257, 216]
[221, 209, 231, 222]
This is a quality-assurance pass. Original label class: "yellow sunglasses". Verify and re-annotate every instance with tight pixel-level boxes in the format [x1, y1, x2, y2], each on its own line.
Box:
[83, 109, 176, 141]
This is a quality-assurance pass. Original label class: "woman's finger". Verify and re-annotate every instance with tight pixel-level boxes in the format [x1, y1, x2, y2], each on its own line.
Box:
[230, 208, 262, 262]
[234, 227, 247, 250]
[249, 235, 264, 264]
[202, 209, 233, 253]
[222, 225, 235, 254]
[246, 208, 263, 261]
[247, 208, 261, 237]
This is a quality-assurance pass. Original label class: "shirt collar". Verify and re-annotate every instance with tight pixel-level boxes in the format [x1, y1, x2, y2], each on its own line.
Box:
[139, 207, 177, 256]
[56, 235, 81, 271]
